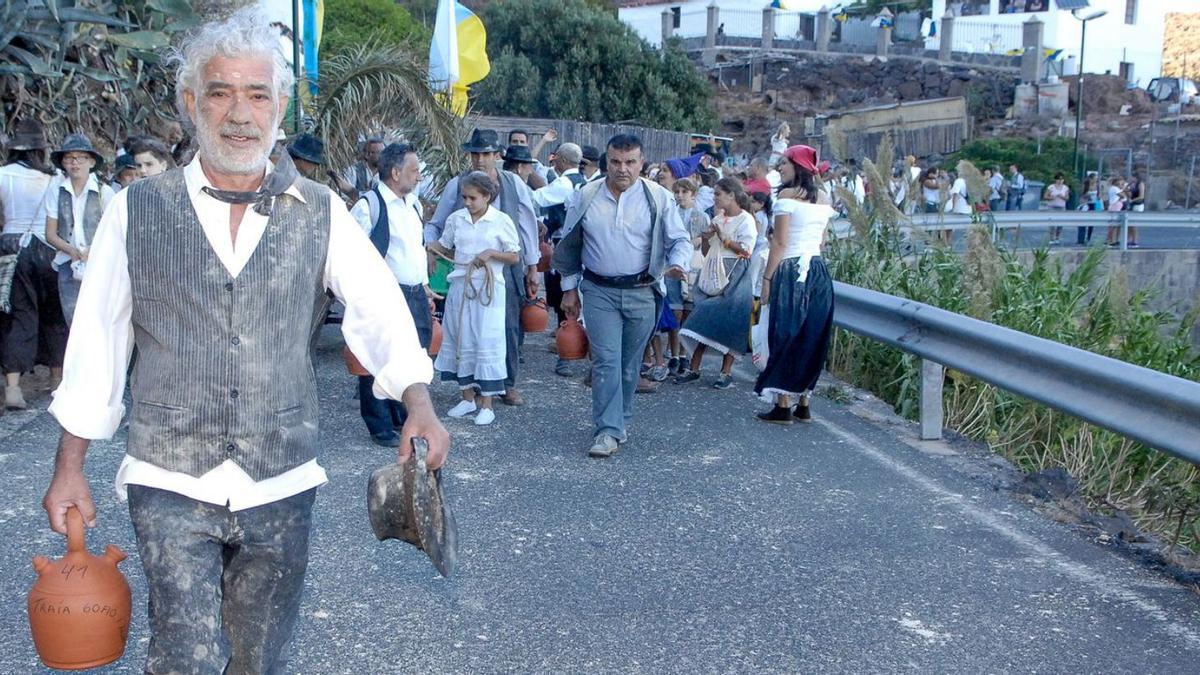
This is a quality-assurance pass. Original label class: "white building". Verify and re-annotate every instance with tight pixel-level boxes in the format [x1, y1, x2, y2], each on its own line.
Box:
[931, 0, 1198, 85]
[619, 0, 851, 48]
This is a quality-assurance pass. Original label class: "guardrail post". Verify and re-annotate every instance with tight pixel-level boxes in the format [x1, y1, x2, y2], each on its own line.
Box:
[920, 359, 944, 441]
[661, 9, 674, 46]
[706, 2, 719, 49]
[762, 8, 775, 50]
[1119, 212, 1128, 251]
[939, 10, 954, 62]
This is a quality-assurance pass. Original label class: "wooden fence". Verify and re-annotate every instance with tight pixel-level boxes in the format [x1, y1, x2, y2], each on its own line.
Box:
[473, 115, 693, 163]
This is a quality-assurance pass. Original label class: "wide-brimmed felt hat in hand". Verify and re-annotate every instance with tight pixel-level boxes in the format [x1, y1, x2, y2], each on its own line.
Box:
[461, 129, 503, 153]
[287, 133, 325, 165]
[503, 145, 536, 164]
[6, 119, 48, 151]
[51, 133, 104, 170]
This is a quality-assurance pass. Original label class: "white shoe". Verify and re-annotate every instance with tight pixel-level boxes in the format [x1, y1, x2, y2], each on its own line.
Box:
[474, 408, 496, 426]
[447, 400, 477, 418]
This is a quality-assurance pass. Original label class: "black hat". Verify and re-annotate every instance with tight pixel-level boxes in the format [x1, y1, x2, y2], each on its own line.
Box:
[114, 153, 137, 173]
[287, 133, 325, 165]
[51, 133, 104, 170]
[503, 145, 536, 164]
[461, 128, 502, 153]
[6, 119, 48, 151]
[580, 145, 601, 164]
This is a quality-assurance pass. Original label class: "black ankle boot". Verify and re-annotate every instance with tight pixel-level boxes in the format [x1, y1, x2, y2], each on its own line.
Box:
[756, 405, 794, 425]
[793, 403, 812, 423]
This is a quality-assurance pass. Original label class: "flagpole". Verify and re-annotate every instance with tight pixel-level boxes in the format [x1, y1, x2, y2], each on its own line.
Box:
[292, 0, 303, 132]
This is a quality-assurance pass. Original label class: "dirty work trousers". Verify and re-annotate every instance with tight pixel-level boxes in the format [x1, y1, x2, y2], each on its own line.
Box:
[128, 485, 316, 674]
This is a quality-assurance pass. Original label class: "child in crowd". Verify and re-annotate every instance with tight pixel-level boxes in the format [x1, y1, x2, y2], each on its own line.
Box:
[677, 178, 758, 389]
[696, 168, 718, 215]
[1105, 176, 1128, 246]
[748, 191, 772, 301]
[671, 178, 710, 374]
[427, 171, 521, 426]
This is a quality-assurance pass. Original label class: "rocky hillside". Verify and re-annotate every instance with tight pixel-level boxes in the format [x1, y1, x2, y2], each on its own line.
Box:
[1162, 12, 1200, 79]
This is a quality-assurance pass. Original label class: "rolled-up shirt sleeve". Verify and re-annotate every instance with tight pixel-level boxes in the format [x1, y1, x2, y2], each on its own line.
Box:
[48, 192, 134, 439]
[325, 193, 433, 401]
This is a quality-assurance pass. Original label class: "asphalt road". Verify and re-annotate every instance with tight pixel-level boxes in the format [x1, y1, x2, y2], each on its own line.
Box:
[2, 327, 1199, 673]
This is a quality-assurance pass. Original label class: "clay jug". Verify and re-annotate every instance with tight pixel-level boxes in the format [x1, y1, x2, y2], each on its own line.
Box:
[520, 298, 549, 333]
[429, 317, 443, 357]
[536, 240, 553, 273]
[342, 345, 369, 376]
[556, 318, 589, 360]
[28, 508, 132, 670]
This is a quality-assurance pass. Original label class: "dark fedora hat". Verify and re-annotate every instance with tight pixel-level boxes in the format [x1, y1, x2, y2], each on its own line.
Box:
[114, 153, 137, 173]
[461, 128, 502, 153]
[503, 145, 536, 164]
[51, 133, 104, 170]
[287, 133, 325, 165]
[580, 145, 601, 164]
[6, 119, 48, 151]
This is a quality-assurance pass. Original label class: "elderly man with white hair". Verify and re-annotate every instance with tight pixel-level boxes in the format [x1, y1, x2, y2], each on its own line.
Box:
[39, 8, 449, 673]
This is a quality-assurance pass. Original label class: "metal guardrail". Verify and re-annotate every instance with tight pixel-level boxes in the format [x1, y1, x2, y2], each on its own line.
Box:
[891, 211, 1200, 250]
[832, 281, 1200, 465]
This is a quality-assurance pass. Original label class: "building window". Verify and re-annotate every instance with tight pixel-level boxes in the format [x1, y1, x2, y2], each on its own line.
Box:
[1125, 0, 1137, 25]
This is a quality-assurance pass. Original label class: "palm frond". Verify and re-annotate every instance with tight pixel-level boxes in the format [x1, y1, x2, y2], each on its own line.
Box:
[312, 41, 468, 190]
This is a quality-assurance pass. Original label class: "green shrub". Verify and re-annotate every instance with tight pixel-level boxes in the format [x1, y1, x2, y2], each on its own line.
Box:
[323, 0, 430, 59]
[477, 0, 717, 132]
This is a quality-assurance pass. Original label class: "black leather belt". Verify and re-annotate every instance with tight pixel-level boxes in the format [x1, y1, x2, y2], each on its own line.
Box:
[583, 269, 654, 289]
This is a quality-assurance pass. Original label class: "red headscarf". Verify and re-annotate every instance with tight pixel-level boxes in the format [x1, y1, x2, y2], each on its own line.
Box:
[783, 145, 830, 177]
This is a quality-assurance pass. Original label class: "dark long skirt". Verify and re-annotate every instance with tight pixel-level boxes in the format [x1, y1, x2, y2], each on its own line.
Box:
[680, 257, 753, 355]
[753, 256, 834, 398]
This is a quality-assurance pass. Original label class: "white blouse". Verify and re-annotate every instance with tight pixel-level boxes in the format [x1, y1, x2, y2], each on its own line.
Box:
[439, 205, 520, 283]
[711, 210, 757, 259]
[772, 198, 835, 283]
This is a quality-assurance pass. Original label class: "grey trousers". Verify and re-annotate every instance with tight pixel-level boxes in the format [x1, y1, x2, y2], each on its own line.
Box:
[503, 261, 523, 389]
[57, 263, 80, 327]
[580, 280, 658, 440]
[127, 485, 316, 675]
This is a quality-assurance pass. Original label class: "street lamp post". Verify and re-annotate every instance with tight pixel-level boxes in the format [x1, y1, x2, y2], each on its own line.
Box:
[1072, 9, 1108, 180]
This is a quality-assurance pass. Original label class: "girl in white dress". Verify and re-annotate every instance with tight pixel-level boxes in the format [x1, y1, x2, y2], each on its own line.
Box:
[427, 172, 520, 426]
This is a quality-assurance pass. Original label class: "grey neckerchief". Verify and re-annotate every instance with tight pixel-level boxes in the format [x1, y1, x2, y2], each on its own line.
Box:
[199, 153, 300, 216]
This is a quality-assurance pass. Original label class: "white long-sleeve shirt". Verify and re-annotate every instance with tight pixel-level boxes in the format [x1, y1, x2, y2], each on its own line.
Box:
[531, 167, 581, 208]
[48, 158, 433, 511]
[349, 182, 429, 287]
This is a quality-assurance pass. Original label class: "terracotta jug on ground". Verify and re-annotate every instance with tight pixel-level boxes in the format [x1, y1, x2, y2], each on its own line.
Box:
[556, 317, 589, 360]
[429, 317, 443, 357]
[342, 345, 369, 376]
[520, 297, 549, 333]
[28, 508, 132, 670]
[536, 241, 553, 273]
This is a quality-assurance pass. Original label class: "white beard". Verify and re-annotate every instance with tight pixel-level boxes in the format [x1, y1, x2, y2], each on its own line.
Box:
[195, 111, 277, 176]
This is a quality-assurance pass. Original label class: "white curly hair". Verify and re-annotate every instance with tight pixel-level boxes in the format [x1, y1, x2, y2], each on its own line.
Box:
[170, 6, 295, 125]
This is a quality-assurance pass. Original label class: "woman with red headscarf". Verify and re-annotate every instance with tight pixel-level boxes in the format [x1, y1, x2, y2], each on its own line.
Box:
[754, 145, 837, 425]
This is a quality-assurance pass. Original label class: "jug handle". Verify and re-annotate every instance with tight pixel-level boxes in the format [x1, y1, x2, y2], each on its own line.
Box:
[65, 507, 85, 553]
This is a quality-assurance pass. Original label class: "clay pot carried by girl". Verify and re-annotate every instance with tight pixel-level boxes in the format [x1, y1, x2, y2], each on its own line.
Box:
[429, 317, 443, 357]
[28, 508, 132, 670]
[536, 240, 553, 273]
[342, 345, 369, 376]
[556, 317, 589, 360]
[520, 297, 550, 333]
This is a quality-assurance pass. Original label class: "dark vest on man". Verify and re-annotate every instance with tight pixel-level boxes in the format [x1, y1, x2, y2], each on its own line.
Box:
[123, 170, 331, 480]
[544, 172, 586, 239]
[56, 183, 103, 246]
[359, 186, 422, 258]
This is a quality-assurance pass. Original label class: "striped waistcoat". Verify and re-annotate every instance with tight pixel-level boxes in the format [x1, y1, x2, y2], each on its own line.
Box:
[124, 170, 331, 480]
